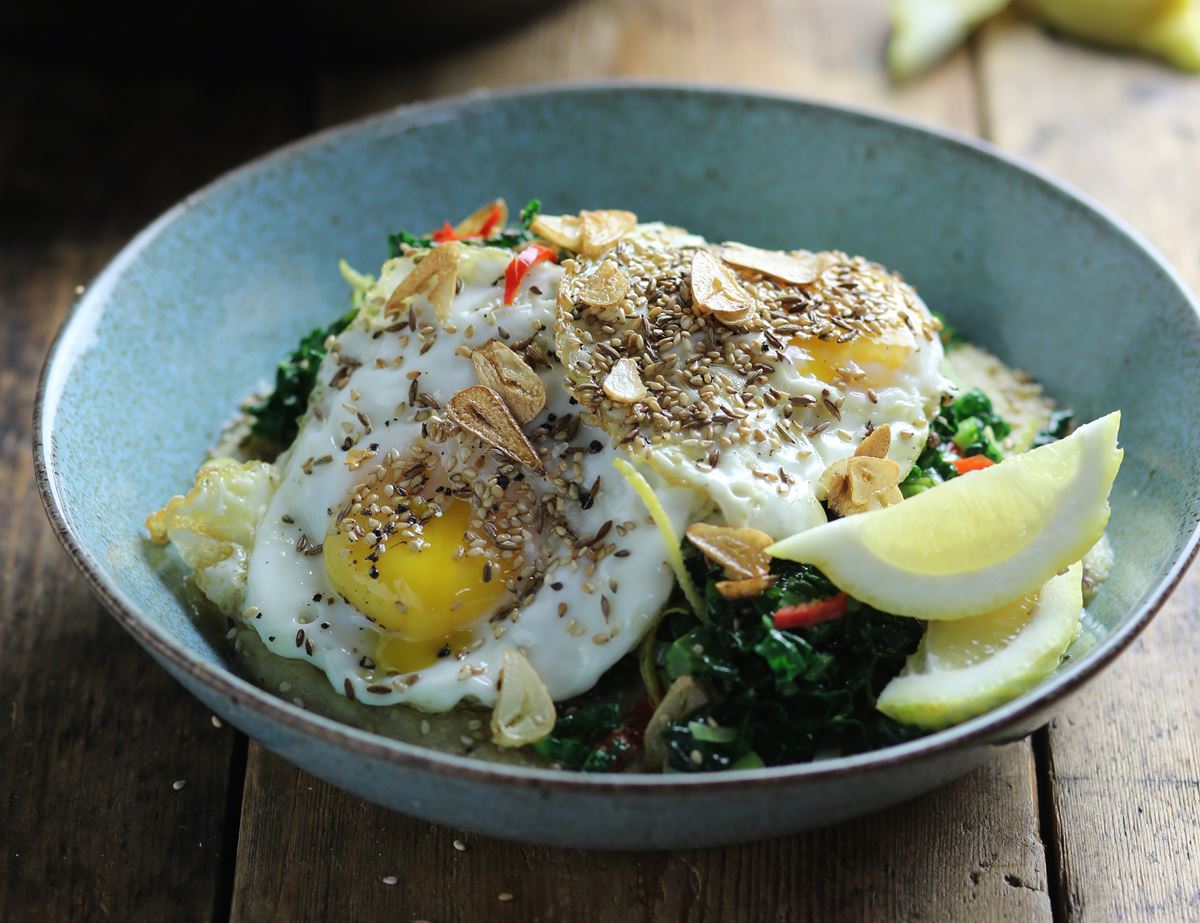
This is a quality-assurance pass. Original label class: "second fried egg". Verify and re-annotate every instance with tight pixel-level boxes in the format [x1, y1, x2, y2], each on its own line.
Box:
[555, 224, 949, 538]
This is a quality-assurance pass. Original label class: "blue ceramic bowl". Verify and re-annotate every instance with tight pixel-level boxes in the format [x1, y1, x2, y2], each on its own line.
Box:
[35, 83, 1200, 849]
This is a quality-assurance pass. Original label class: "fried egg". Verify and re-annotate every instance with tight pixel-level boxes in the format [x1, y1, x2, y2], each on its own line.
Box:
[241, 243, 701, 711]
[555, 224, 948, 538]
[155, 212, 949, 715]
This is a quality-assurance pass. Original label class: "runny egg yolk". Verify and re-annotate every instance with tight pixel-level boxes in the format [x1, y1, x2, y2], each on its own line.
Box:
[323, 499, 512, 671]
[790, 326, 915, 385]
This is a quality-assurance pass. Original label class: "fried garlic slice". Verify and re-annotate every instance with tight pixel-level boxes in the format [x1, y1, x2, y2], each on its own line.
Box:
[471, 339, 547, 425]
[386, 242, 460, 324]
[602, 358, 647, 403]
[446, 385, 543, 473]
[491, 648, 556, 748]
[685, 522, 774, 579]
[720, 242, 822, 285]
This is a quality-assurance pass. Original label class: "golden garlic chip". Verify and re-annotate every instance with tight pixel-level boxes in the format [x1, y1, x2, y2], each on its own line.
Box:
[602, 358, 647, 403]
[491, 648, 557, 747]
[855, 424, 892, 460]
[689, 249, 758, 325]
[446, 385, 544, 473]
[819, 453, 903, 517]
[578, 209, 637, 258]
[685, 522, 774, 579]
[386, 242, 461, 324]
[575, 260, 630, 307]
[531, 213, 583, 250]
[719, 242, 823, 285]
[470, 340, 547, 424]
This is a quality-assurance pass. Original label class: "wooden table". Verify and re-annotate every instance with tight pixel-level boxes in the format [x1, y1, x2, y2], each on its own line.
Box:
[3, 2, 1198, 919]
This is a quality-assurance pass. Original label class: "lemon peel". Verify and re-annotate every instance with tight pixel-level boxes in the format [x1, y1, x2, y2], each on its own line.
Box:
[613, 457, 704, 614]
[877, 562, 1083, 729]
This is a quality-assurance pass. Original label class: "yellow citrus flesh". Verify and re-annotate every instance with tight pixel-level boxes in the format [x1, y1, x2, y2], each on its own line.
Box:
[877, 563, 1083, 730]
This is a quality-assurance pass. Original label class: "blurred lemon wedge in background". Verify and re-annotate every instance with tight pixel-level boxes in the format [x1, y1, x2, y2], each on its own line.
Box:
[767, 412, 1121, 619]
[876, 562, 1083, 729]
[888, 0, 1010, 80]
[1025, 0, 1200, 71]
[888, 0, 1200, 80]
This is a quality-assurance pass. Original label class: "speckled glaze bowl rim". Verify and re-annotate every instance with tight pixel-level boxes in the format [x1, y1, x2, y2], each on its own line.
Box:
[34, 80, 1200, 795]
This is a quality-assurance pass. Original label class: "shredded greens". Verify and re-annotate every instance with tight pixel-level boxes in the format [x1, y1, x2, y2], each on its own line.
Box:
[1034, 408, 1075, 447]
[900, 388, 1011, 497]
[531, 703, 624, 771]
[652, 553, 925, 772]
[246, 307, 358, 450]
[386, 198, 542, 258]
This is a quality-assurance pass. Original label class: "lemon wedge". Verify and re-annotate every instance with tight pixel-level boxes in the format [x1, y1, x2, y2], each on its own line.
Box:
[1025, 0, 1200, 72]
[887, 0, 1012, 80]
[877, 562, 1082, 729]
[767, 412, 1121, 619]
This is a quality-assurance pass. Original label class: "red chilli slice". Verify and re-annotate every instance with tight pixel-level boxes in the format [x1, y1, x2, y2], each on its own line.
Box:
[477, 204, 503, 238]
[431, 204, 504, 243]
[953, 455, 996, 475]
[430, 221, 459, 243]
[503, 243, 557, 305]
[773, 593, 848, 630]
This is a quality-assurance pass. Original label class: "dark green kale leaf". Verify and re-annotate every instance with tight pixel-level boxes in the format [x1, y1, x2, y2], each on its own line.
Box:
[530, 702, 623, 771]
[519, 198, 541, 228]
[935, 388, 1011, 460]
[900, 387, 1012, 497]
[246, 308, 358, 450]
[655, 552, 925, 772]
[1033, 408, 1074, 447]
[387, 229, 432, 256]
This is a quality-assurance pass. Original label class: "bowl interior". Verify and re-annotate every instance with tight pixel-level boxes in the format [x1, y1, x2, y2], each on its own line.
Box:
[39, 86, 1200, 762]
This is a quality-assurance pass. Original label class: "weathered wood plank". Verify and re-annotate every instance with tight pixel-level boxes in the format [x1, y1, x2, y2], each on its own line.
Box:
[0, 63, 310, 921]
[231, 3, 1051, 921]
[315, 0, 977, 131]
[978, 14, 1200, 921]
[232, 743, 1048, 923]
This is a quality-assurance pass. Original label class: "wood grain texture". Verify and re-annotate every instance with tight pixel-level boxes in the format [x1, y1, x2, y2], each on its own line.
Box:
[315, 0, 978, 131]
[229, 4, 1051, 922]
[230, 743, 1049, 923]
[978, 14, 1200, 921]
[0, 63, 311, 921]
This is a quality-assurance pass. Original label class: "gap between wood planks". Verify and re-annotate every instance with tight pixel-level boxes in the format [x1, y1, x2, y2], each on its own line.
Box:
[965, 24, 1066, 923]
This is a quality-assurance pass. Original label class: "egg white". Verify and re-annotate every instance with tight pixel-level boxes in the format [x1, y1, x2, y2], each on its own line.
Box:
[243, 246, 699, 711]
